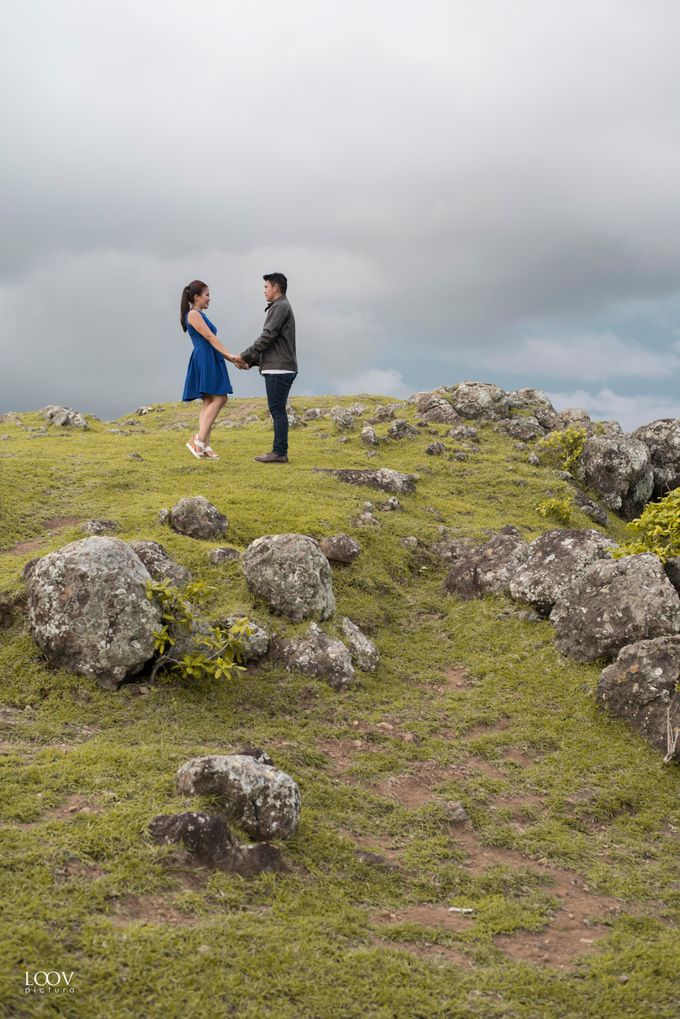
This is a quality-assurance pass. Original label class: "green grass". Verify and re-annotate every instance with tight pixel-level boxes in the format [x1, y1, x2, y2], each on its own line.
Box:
[0, 396, 678, 1018]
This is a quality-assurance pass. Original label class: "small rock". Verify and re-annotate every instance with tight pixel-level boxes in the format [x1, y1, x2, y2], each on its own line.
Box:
[426, 442, 446, 455]
[242, 534, 335, 622]
[340, 617, 380, 671]
[330, 407, 355, 430]
[318, 534, 362, 564]
[222, 615, 271, 661]
[164, 496, 228, 541]
[387, 419, 418, 440]
[380, 496, 401, 512]
[315, 467, 417, 493]
[128, 540, 192, 587]
[276, 622, 355, 689]
[208, 546, 241, 565]
[82, 519, 120, 536]
[361, 425, 379, 447]
[443, 801, 469, 824]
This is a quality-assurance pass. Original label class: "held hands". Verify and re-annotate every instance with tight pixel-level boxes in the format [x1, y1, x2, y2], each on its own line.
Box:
[233, 355, 250, 370]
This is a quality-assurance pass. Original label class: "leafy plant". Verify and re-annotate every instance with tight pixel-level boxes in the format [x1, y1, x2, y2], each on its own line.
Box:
[611, 488, 680, 563]
[536, 497, 574, 526]
[537, 426, 587, 472]
[146, 578, 252, 682]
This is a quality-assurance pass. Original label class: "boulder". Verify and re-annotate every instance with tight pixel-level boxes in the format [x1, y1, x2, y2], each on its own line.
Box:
[509, 528, 615, 616]
[595, 631, 680, 762]
[222, 615, 271, 661]
[554, 408, 592, 433]
[444, 526, 529, 600]
[596, 635, 680, 761]
[330, 406, 355, 430]
[26, 537, 161, 687]
[176, 754, 301, 839]
[507, 389, 558, 430]
[371, 404, 402, 422]
[550, 554, 680, 662]
[148, 812, 284, 875]
[340, 617, 380, 671]
[414, 393, 461, 425]
[128, 540, 192, 586]
[303, 407, 322, 420]
[501, 416, 546, 441]
[318, 534, 362, 564]
[40, 405, 88, 429]
[242, 533, 335, 621]
[448, 382, 510, 420]
[631, 419, 680, 498]
[387, 419, 418, 440]
[576, 436, 653, 520]
[361, 425, 379, 447]
[277, 623, 355, 689]
[164, 496, 228, 540]
[314, 468, 417, 493]
[429, 527, 476, 565]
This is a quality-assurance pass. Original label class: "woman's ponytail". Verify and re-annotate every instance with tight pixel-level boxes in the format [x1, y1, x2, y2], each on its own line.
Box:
[180, 280, 208, 332]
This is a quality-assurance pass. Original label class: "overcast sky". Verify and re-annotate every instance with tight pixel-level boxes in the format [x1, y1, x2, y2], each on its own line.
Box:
[2, 0, 680, 429]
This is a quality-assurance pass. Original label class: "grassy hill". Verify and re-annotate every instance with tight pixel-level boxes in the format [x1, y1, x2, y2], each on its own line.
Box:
[0, 395, 678, 1019]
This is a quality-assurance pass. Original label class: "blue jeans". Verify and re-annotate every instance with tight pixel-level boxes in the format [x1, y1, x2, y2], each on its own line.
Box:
[264, 373, 297, 455]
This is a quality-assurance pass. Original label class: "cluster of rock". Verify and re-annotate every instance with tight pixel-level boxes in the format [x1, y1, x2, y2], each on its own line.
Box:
[443, 525, 680, 759]
[406, 382, 680, 521]
[40, 405, 88, 429]
[23, 507, 379, 692]
[149, 747, 301, 875]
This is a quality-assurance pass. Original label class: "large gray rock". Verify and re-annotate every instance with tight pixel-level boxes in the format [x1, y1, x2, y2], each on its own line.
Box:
[501, 416, 546, 441]
[361, 425, 379, 447]
[414, 393, 461, 425]
[507, 389, 558, 431]
[576, 435, 654, 520]
[665, 558, 680, 597]
[26, 537, 161, 687]
[340, 617, 380, 671]
[631, 419, 680, 499]
[596, 636, 680, 761]
[448, 382, 509, 420]
[277, 623, 355, 689]
[443, 526, 529, 600]
[40, 404, 88, 429]
[148, 812, 284, 875]
[176, 754, 301, 840]
[242, 533, 335, 621]
[330, 406, 355, 430]
[314, 467, 417, 493]
[509, 528, 615, 616]
[318, 534, 362, 564]
[164, 496, 228, 540]
[387, 419, 418, 440]
[550, 554, 680, 662]
[128, 540, 192, 587]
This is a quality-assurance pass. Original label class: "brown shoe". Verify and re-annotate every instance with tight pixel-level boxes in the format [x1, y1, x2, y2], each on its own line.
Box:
[254, 452, 289, 463]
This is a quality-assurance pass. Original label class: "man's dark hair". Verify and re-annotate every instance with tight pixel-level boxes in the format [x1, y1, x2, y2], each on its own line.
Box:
[263, 272, 287, 295]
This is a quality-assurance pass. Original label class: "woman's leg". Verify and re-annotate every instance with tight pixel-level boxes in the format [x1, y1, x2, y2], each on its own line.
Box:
[197, 396, 211, 439]
[199, 395, 228, 444]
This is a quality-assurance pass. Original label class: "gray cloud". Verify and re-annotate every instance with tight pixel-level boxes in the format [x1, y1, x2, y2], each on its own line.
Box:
[2, 0, 680, 426]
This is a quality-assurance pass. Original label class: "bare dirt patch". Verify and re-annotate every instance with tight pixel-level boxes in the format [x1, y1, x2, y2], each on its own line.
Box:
[374, 765, 455, 809]
[373, 904, 475, 932]
[54, 856, 106, 881]
[108, 894, 202, 926]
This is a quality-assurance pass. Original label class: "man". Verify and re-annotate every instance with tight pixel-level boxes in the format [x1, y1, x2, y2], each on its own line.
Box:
[236, 272, 298, 463]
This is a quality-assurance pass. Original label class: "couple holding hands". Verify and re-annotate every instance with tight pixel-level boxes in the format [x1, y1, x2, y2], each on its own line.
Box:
[180, 272, 297, 462]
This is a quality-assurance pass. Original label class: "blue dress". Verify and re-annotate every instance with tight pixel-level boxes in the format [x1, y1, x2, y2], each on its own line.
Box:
[182, 311, 233, 401]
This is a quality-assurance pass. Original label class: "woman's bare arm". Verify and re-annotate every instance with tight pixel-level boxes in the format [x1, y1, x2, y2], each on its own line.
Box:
[187, 309, 237, 362]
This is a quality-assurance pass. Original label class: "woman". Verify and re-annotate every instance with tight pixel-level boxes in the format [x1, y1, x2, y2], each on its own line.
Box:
[180, 280, 242, 460]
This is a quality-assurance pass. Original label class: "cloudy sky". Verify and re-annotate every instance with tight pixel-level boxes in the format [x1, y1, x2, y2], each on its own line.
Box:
[2, 0, 680, 429]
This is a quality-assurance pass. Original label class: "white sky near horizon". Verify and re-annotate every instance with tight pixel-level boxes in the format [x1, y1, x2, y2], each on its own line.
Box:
[2, 0, 680, 430]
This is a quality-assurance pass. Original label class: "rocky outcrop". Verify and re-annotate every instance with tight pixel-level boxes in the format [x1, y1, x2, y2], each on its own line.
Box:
[631, 419, 680, 499]
[443, 526, 529, 600]
[176, 754, 301, 839]
[330, 407, 355, 429]
[161, 496, 228, 540]
[550, 554, 680, 662]
[596, 635, 680, 761]
[340, 617, 380, 671]
[448, 382, 510, 420]
[314, 468, 417, 493]
[576, 435, 653, 520]
[500, 417, 546, 441]
[277, 623, 355, 689]
[509, 528, 614, 616]
[507, 389, 558, 430]
[40, 405, 88, 429]
[26, 537, 161, 687]
[414, 393, 461, 424]
[318, 534, 362, 564]
[148, 812, 284, 875]
[242, 534, 335, 621]
[128, 540, 192, 586]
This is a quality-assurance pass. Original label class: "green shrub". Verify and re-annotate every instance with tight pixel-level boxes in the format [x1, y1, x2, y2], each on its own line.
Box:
[537, 427, 587, 472]
[536, 497, 574, 526]
[611, 488, 680, 563]
[146, 578, 250, 682]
